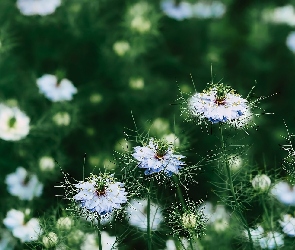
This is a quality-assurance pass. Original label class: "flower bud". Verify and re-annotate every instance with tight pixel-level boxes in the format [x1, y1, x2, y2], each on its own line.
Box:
[39, 156, 55, 171]
[56, 217, 73, 230]
[252, 174, 271, 192]
[42, 232, 58, 248]
[182, 213, 197, 229]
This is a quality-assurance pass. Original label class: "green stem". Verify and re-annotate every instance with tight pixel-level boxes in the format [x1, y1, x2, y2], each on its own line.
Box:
[97, 217, 102, 250]
[220, 126, 254, 250]
[147, 182, 152, 250]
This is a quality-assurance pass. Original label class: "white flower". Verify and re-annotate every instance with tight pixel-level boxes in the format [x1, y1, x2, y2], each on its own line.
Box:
[0, 229, 16, 250]
[42, 232, 58, 248]
[129, 77, 144, 89]
[252, 174, 271, 192]
[3, 209, 42, 243]
[113, 41, 130, 56]
[161, 0, 193, 20]
[162, 133, 180, 148]
[52, 112, 71, 126]
[150, 118, 170, 135]
[264, 5, 295, 26]
[73, 174, 127, 216]
[271, 181, 295, 206]
[280, 214, 295, 237]
[132, 138, 185, 176]
[165, 239, 176, 250]
[126, 199, 163, 231]
[188, 85, 250, 125]
[131, 16, 151, 33]
[5, 167, 43, 200]
[56, 217, 73, 230]
[193, 1, 226, 19]
[286, 31, 295, 53]
[16, 0, 61, 16]
[0, 104, 30, 141]
[36, 74, 77, 102]
[81, 232, 117, 250]
[39, 156, 55, 171]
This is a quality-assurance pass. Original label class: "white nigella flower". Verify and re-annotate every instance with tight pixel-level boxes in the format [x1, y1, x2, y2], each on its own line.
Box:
[193, 1, 226, 19]
[73, 173, 127, 216]
[39, 156, 55, 171]
[188, 84, 250, 125]
[81, 232, 117, 250]
[3, 209, 42, 243]
[252, 174, 271, 192]
[42, 232, 58, 248]
[264, 5, 295, 26]
[132, 138, 185, 176]
[16, 0, 61, 16]
[280, 214, 295, 237]
[113, 41, 130, 56]
[286, 31, 295, 53]
[271, 181, 295, 206]
[5, 167, 43, 200]
[36, 74, 77, 102]
[0, 104, 30, 141]
[160, 0, 193, 21]
[52, 112, 71, 126]
[0, 229, 16, 250]
[126, 199, 163, 231]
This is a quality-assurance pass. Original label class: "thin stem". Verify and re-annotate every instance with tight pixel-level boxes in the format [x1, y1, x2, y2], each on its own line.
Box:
[147, 181, 152, 250]
[220, 126, 254, 250]
[97, 217, 102, 250]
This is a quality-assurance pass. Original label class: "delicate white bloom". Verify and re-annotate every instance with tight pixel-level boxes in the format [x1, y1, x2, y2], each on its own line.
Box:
[280, 214, 295, 237]
[193, 1, 226, 19]
[0, 104, 30, 141]
[286, 31, 295, 53]
[73, 174, 127, 216]
[113, 41, 130, 56]
[271, 181, 295, 206]
[42, 232, 58, 248]
[264, 5, 295, 26]
[3, 209, 42, 243]
[131, 16, 151, 33]
[56, 217, 73, 230]
[188, 85, 250, 125]
[199, 201, 229, 232]
[162, 133, 180, 148]
[16, 0, 61, 16]
[39, 156, 55, 171]
[150, 118, 170, 135]
[52, 112, 71, 126]
[0, 229, 16, 250]
[165, 239, 177, 250]
[228, 154, 243, 172]
[81, 232, 117, 250]
[126, 199, 163, 231]
[161, 0, 193, 20]
[252, 174, 271, 192]
[5, 167, 43, 200]
[133, 138, 185, 176]
[36, 74, 77, 102]
[129, 77, 144, 89]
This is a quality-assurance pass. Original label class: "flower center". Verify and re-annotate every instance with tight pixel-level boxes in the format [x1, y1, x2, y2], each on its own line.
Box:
[154, 140, 169, 160]
[22, 174, 30, 186]
[214, 97, 226, 106]
[8, 116, 16, 128]
[95, 183, 106, 196]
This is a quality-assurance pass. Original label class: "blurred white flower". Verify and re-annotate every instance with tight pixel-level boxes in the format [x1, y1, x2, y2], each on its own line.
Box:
[81, 232, 117, 250]
[161, 0, 193, 20]
[264, 5, 295, 26]
[165, 239, 176, 250]
[271, 181, 295, 206]
[39, 156, 55, 171]
[150, 117, 170, 135]
[42, 232, 58, 248]
[162, 133, 180, 148]
[3, 209, 42, 243]
[252, 174, 271, 192]
[52, 112, 71, 126]
[5, 167, 43, 200]
[280, 214, 295, 237]
[286, 31, 295, 53]
[113, 41, 130, 56]
[90, 93, 103, 104]
[0, 229, 16, 250]
[16, 0, 61, 16]
[37, 74, 77, 102]
[56, 217, 73, 230]
[131, 16, 151, 33]
[129, 77, 144, 89]
[193, 1, 226, 19]
[126, 199, 163, 231]
[0, 104, 30, 141]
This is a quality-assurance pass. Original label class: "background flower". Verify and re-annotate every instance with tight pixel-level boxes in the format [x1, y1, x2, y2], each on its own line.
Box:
[16, 0, 61, 16]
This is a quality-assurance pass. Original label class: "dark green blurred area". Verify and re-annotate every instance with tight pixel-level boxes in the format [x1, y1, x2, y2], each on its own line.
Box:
[1, 0, 295, 248]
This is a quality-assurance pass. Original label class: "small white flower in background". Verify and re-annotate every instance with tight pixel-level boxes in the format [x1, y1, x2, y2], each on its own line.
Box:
[162, 133, 180, 148]
[113, 41, 130, 56]
[3, 209, 42, 243]
[160, 0, 193, 21]
[0, 229, 16, 250]
[228, 154, 243, 172]
[286, 31, 295, 53]
[115, 138, 131, 152]
[188, 83, 250, 125]
[56, 217, 73, 230]
[129, 77, 144, 89]
[131, 16, 151, 33]
[126, 199, 163, 231]
[16, 0, 61, 16]
[271, 181, 295, 206]
[42, 232, 58, 248]
[52, 112, 71, 126]
[39, 156, 55, 171]
[36, 74, 77, 102]
[193, 1, 226, 19]
[252, 174, 271, 192]
[150, 117, 170, 135]
[73, 173, 127, 216]
[280, 214, 295, 237]
[264, 5, 295, 26]
[133, 138, 185, 176]
[81, 232, 117, 250]
[0, 104, 30, 141]
[67, 229, 85, 245]
[5, 167, 43, 200]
